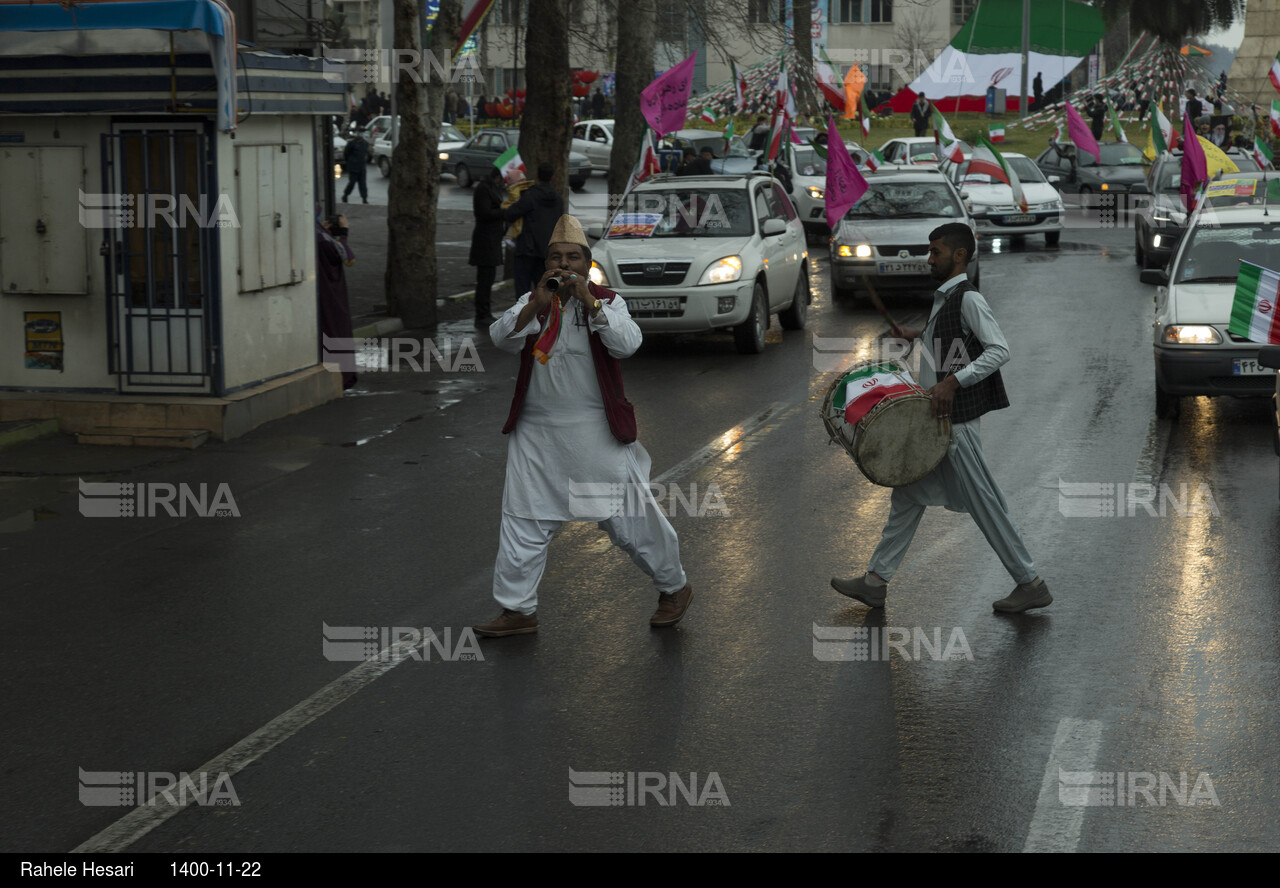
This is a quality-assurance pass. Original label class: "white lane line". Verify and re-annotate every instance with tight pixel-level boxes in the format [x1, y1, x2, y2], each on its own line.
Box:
[72, 635, 430, 853]
[653, 401, 792, 484]
[1023, 717, 1105, 853]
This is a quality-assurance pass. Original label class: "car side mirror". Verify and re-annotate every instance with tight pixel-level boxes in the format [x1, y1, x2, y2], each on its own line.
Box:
[1140, 268, 1169, 286]
[1130, 183, 1151, 195]
[762, 218, 787, 237]
[586, 223, 604, 240]
[1048, 175, 1061, 184]
[1259, 345, 1280, 370]
[960, 191, 970, 200]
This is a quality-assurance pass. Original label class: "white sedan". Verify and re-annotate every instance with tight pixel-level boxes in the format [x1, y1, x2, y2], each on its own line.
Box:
[941, 152, 1064, 246]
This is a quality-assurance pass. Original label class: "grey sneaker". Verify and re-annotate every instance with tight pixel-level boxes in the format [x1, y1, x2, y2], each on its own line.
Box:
[830, 574, 887, 608]
[993, 579, 1052, 613]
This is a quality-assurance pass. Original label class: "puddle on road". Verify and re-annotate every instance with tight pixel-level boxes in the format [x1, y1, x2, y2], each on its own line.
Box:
[0, 507, 58, 534]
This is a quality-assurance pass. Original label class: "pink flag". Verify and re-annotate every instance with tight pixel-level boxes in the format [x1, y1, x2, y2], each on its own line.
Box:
[1180, 113, 1208, 213]
[824, 115, 868, 231]
[640, 52, 698, 136]
[1065, 102, 1101, 163]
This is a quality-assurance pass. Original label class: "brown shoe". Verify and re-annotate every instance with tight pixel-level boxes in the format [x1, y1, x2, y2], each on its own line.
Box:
[650, 584, 694, 627]
[474, 608, 538, 637]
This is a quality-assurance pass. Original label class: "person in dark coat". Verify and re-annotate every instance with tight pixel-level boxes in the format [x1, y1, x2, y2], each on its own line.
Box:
[317, 212, 357, 390]
[503, 162, 565, 298]
[1184, 89, 1203, 127]
[910, 93, 931, 137]
[342, 132, 369, 203]
[591, 88, 605, 119]
[470, 167, 506, 328]
[1086, 94, 1107, 140]
[1033, 73, 1043, 111]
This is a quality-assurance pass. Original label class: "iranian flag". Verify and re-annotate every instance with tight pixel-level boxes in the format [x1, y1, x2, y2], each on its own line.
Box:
[1150, 100, 1177, 154]
[1272, 100, 1280, 137]
[1253, 139, 1274, 170]
[732, 60, 747, 111]
[859, 91, 872, 137]
[864, 146, 885, 172]
[931, 108, 965, 163]
[722, 119, 735, 154]
[971, 136, 1028, 213]
[700, 108, 716, 125]
[815, 48, 846, 112]
[624, 128, 662, 195]
[1108, 102, 1128, 143]
[988, 122, 1005, 142]
[1270, 50, 1280, 93]
[494, 145, 525, 183]
[836, 363, 921, 426]
[1228, 261, 1280, 345]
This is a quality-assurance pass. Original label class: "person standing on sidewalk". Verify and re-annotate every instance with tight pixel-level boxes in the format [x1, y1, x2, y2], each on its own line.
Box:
[469, 167, 505, 329]
[317, 211, 357, 390]
[503, 162, 563, 299]
[475, 214, 693, 638]
[342, 132, 370, 204]
[830, 223, 1050, 614]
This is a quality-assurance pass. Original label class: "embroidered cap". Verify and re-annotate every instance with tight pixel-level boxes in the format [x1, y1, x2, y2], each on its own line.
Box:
[549, 214, 589, 249]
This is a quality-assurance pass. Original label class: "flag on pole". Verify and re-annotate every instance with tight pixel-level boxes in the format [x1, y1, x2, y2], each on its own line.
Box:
[732, 60, 747, 111]
[1180, 112, 1208, 212]
[1108, 102, 1128, 143]
[1271, 100, 1280, 138]
[859, 91, 872, 138]
[1253, 139, 1274, 170]
[722, 119, 736, 155]
[1065, 102, 1102, 163]
[494, 145, 525, 183]
[1229, 261, 1280, 344]
[640, 52, 697, 136]
[824, 114, 868, 231]
[455, 0, 498, 55]
[766, 110, 789, 162]
[700, 108, 716, 125]
[1270, 50, 1280, 94]
[624, 128, 662, 195]
[988, 122, 1005, 142]
[815, 47, 846, 112]
[931, 108, 964, 163]
[864, 146, 885, 172]
[970, 136, 1028, 213]
[808, 135, 828, 160]
[1145, 101, 1177, 160]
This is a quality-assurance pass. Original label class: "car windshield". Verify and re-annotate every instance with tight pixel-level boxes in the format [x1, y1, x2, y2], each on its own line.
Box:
[1204, 176, 1280, 207]
[791, 148, 826, 177]
[440, 123, 465, 142]
[845, 181, 963, 219]
[1175, 222, 1280, 283]
[1081, 142, 1145, 167]
[607, 189, 753, 237]
[1153, 164, 1182, 192]
[956, 156, 1046, 184]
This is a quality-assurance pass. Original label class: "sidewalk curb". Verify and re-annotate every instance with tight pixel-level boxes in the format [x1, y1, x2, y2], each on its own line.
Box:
[0, 418, 60, 451]
[350, 279, 514, 339]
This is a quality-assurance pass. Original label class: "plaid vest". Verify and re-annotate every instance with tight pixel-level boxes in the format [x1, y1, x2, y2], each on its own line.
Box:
[930, 281, 1010, 424]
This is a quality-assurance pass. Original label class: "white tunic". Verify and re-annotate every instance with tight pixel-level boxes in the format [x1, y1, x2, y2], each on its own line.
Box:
[490, 291, 646, 521]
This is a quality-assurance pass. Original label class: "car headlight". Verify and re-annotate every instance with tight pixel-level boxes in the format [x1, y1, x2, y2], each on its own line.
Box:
[1162, 325, 1222, 345]
[854, 244, 872, 258]
[698, 256, 743, 285]
[588, 261, 609, 287]
[1033, 201, 1062, 212]
[806, 185, 824, 199]
[439, 152, 449, 161]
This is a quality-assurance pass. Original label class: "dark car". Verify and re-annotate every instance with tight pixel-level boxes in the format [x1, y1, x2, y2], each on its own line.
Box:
[1035, 140, 1147, 200]
[448, 128, 592, 189]
[1134, 149, 1263, 269]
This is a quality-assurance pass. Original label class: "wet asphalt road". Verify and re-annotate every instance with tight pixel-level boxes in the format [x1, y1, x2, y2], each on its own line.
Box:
[2, 209, 1278, 854]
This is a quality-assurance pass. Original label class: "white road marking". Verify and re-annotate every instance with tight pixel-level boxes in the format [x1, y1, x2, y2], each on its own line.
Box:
[72, 634, 432, 853]
[1023, 717, 1104, 853]
[653, 401, 792, 484]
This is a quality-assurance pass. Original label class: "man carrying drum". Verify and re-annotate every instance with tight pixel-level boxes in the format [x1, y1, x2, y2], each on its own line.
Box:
[831, 223, 1051, 614]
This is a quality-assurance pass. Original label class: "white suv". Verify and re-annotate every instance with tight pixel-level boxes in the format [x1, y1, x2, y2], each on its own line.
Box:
[586, 172, 809, 354]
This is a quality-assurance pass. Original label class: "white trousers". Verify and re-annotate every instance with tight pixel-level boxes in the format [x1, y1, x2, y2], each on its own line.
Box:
[491, 495, 687, 615]
[867, 419, 1037, 586]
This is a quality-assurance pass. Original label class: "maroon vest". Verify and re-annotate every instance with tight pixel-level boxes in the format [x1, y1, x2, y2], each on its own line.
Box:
[501, 282, 638, 444]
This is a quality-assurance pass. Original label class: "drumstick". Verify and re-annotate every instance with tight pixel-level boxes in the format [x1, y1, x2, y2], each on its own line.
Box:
[859, 275, 902, 337]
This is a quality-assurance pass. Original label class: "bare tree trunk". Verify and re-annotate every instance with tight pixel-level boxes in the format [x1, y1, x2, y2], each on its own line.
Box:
[608, 0, 656, 201]
[520, 0, 573, 199]
[386, 0, 460, 333]
[791, 0, 816, 118]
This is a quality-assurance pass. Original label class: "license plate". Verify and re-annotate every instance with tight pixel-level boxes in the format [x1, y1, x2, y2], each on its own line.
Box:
[1233, 358, 1272, 376]
[1001, 214, 1036, 224]
[628, 297, 681, 312]
[877, 261, 928, 274]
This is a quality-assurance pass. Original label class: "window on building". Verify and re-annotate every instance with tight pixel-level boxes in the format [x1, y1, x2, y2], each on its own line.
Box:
[869, 0, 892, 24]
[835, 0, 863, 24]
[748, 0, 785, 24]
[952, 0, 977, 26]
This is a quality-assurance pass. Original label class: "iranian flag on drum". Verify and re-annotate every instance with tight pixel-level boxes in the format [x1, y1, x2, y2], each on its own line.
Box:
[837, 363, 923, 425]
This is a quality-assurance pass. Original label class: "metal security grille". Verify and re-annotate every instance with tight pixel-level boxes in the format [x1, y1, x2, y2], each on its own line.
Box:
[102, 129, 216, 391]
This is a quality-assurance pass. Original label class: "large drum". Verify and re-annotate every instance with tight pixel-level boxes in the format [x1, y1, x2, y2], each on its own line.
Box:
[820, 359, 951, 487]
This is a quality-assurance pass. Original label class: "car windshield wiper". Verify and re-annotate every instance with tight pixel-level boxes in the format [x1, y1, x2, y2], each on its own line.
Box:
[1178, 275, 1239, 283]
